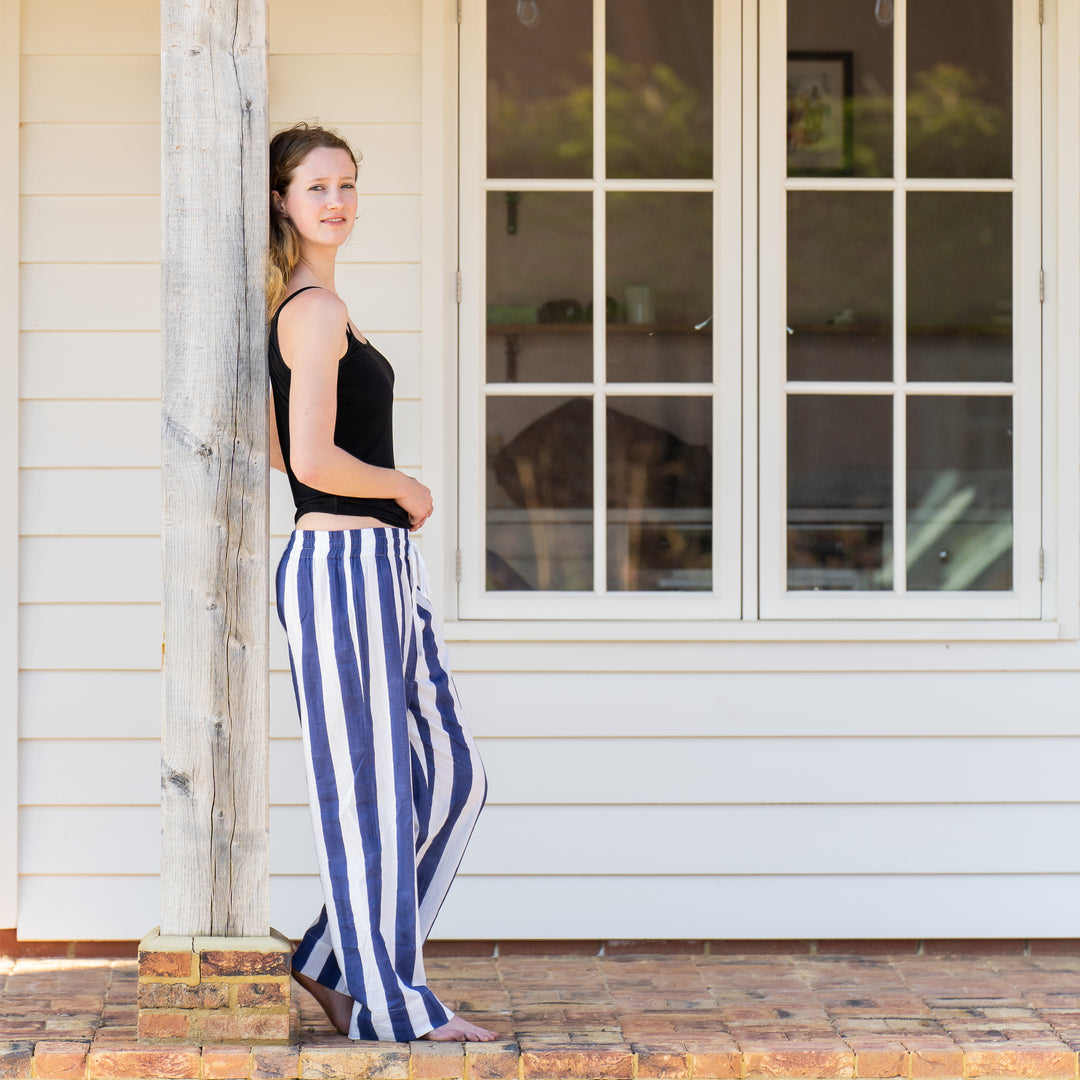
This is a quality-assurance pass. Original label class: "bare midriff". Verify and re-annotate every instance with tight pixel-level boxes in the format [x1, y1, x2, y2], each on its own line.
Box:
[295, 512, 392, 531]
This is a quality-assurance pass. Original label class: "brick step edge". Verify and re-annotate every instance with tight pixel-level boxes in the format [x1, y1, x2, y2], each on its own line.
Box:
[7, 932, 1080, 959]
[2, 1040, 1080, 1080]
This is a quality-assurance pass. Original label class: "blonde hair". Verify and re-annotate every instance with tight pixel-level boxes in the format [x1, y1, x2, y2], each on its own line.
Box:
[266, 122, 359, 316]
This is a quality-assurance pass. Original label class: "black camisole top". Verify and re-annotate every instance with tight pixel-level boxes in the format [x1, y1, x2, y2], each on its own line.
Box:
[268, 286, 411, 529]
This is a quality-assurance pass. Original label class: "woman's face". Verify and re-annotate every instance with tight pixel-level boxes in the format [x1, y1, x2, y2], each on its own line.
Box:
[275, 146, 358, 251]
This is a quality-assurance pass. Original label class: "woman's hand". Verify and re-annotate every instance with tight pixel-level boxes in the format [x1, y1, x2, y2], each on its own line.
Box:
[397, 475, 434, 531]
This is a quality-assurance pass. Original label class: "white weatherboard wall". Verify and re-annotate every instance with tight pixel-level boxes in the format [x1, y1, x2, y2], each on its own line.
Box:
[13, 0, 1080, 942]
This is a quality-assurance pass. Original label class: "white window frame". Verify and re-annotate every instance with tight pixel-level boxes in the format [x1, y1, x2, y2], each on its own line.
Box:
[451, 0, 1079, 639]
[759, 0, 1044, 620]
[458, 0, 743, 620]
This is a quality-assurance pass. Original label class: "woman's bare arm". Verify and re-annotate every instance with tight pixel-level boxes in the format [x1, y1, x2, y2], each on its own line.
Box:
[277, 288, 433, 525]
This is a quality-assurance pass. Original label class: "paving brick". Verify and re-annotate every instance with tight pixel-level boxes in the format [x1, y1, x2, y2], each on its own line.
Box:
[137, 1010, 193, 1041]
[907, 1048, 964, 1077]
[202, 1046, 253, 1079]
[743, 1048, 855, 1079]
[687, 1049, 741, 1080]
[298, 1047, 410, 1079]
[633, 1045, 691, 1078]
[198, 951, 290, 979]
[0, 1042, 32, 1080]
[137, 982, 230, 1009]
[852, 1048, 908, 1077]
[251, 1046, 301, 1079]
[86, 1045, 201, 1079]
[962, 1048, 1077, 1078]
[238, 982, 290, 1008]
[409, 1041, 466, 1079]
[521, 1048, 634, 1079]
[462, 1042, 520, 1080]
[32, 1041, 91, 1080]
[198, 1013, 292, 1044]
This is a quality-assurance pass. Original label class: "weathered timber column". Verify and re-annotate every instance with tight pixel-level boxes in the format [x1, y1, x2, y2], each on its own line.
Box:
[139, 0, 291, 1046]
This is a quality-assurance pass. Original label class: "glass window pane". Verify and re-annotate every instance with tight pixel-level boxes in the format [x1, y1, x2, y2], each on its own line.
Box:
[787, 0, 894, 178]
[486, 191, 593, 382]
[787, 192, 893, 382]
[487, 0, 593, 179]
[907, 0, 1012, 179]
[606, 192, 712, 382]
[907, 193, 1012, 383]
[487, 397, 593, 591]
[907, 397, 1012, 592]
[788, 395, 893, 591]
[606, 0, 713, 180]
[607, 397, 712, 592]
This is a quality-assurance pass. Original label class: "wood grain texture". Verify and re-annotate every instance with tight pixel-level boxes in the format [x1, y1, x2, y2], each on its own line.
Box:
[160, 0, 270, 937]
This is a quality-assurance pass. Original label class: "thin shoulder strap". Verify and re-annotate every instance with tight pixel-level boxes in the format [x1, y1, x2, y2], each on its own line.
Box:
[272, 284, 322, 321]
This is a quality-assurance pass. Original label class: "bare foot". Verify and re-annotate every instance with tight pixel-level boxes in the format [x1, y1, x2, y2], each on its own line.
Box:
[423, 1017, 499, 1042]
[292, 968, 354, 1036]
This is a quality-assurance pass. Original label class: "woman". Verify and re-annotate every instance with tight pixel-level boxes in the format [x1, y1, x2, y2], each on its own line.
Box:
[267, 122, 495, 1043]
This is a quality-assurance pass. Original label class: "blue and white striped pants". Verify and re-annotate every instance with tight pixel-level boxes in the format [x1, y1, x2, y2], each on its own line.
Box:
[276, 528, 486, 1041]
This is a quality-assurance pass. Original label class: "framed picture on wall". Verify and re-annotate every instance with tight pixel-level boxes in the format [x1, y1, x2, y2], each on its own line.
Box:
[787, 51, 854, 175]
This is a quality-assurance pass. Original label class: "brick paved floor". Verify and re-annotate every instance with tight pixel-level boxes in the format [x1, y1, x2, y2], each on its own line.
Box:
[4, 951, 1080, 1078]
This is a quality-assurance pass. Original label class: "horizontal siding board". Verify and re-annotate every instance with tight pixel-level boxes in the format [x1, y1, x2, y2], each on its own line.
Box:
[22, 870, 1080, 942]
[345, 197, 422, 264]
[20, 468, 161, 534]
[435, 874, 1080, 940]
[20, 671, 160, 739]
[269, 0, 420, 54]
[20, 125, 159, 196]
[20, 537, 160, 603]
[21, 197, 160, 264]
[265, 124, 421, 194]
[21, 332, 160, 399]
[269, 55, 422, 124]
[21, 402, 159, 467]
[444, 637, 1080, 674]
[21, 265, 159, 331]
[17, 874, 159, 940]
[19, 737, 306, 805]
[370, 332, 421, 399]
[21, 0, 157, 54]
[20, 604, 161, 670]
[393, 401, 421, 467]
[476, 736, 1080, 805]
[265, 803, 1080, 878]
[21, 56, 158, 123]
[455, 671, 1080, 738]
[336, 264, 421, 332]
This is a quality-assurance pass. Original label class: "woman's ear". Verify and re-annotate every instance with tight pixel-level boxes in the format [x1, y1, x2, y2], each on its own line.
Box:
[272, 190, 287, 218]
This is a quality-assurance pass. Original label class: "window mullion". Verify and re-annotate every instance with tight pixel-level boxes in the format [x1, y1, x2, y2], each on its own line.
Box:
[593, 0, 606, 595]
[893, 0, 909, 595]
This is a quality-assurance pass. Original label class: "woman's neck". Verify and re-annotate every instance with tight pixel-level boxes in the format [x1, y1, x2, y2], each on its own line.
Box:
[294, 249, 338, 293]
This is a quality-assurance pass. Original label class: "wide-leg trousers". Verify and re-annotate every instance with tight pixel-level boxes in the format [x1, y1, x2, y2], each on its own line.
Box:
[276, 527, 487, 1041]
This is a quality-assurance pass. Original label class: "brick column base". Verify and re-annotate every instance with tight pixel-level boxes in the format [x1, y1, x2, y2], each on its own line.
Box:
[137, 927, 294, 1045]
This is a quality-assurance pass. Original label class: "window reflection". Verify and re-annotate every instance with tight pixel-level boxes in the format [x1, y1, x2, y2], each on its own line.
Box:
[487, 0, 592, 178]
[907, 397, 1012, 591]
[907, 0, 1012, 179]
[606, 397, 712, 592]
[787, 396, 893, 591]
[787, 191, 892, 382]
[486, 191, 593, 383]
[907, 193, 1012, 383]
[607, 192, 712, 382]
[487, 397, 593, 591]
[606, 0, 713, 180]
[787, 0, 893, 178]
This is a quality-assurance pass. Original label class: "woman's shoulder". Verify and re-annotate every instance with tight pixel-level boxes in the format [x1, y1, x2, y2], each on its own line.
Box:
[277, 285, 348, 328]
[274, 286, 350, 370]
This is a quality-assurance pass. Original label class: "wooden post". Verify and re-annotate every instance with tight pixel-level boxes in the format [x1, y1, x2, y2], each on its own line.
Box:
[141, 0, 290, 1047]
